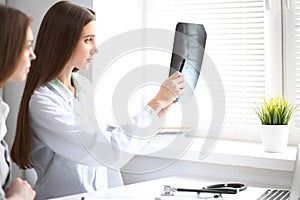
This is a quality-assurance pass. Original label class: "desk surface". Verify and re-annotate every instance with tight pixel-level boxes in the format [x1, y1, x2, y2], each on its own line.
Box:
[49, 175, 269, 200]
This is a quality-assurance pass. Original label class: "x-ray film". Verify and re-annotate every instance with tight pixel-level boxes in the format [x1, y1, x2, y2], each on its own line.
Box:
[169, 22, 207, 103]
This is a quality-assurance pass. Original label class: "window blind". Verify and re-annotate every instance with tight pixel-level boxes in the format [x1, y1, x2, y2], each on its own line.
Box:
[144, 0, 265, 126]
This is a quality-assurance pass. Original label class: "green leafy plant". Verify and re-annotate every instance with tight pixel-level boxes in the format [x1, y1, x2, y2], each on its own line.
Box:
[253, 95, 298, 125]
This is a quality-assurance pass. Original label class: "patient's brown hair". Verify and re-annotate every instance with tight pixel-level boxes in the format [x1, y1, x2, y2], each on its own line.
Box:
[0, 5, 31, 87]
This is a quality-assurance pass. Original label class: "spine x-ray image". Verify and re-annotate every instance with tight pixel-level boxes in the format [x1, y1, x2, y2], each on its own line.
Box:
[169, 22, 207, 103]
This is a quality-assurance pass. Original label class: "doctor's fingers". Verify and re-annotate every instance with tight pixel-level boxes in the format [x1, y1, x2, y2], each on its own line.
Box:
[163, 75, 184, 90]
[177, 81, 185, 96]
[170, 72, 184, 85]
[169, 71, 183, 79]
[162, 79, 185, 97]
[163, 72, 184, 85]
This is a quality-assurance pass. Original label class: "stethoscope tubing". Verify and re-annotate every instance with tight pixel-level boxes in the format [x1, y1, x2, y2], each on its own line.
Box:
[176, 183, 247, 195]
[177, 188, 237, 194]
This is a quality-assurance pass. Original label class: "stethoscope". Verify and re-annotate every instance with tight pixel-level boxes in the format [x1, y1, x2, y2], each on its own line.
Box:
[162, 183, 247, 199]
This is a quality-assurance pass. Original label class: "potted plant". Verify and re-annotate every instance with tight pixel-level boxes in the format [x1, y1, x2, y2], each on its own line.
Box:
[253, 95, 298, 152]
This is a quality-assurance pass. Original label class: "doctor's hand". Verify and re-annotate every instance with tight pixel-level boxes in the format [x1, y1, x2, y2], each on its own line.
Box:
[147, 71, 184, 117]
[6, 178, 36, 200]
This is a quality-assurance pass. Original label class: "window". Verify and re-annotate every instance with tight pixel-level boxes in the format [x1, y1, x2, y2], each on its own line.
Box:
[144, 0, 270, 141]
[93, 0, 300, 144]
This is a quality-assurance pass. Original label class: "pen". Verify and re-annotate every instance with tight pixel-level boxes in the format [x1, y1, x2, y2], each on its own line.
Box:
[179, 58, 186, 72]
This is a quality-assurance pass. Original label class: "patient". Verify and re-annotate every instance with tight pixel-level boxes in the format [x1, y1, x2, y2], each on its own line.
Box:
[0, 4, 36, 200]
[11, 1, 184, 199]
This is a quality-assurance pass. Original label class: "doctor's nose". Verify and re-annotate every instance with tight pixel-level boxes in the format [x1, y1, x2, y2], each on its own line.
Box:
[92, 47, 98, 54]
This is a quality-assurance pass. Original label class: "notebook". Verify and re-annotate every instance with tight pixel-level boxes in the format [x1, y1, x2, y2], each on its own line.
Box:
[256, 144, 300, 200]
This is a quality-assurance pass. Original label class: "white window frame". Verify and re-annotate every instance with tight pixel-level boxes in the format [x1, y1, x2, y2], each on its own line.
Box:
[283, 0, 300, 144]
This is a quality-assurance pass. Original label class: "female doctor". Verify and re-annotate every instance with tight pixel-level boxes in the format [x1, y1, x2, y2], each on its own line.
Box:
[0, 4, 36, 200]
[11, 1, 184, 200]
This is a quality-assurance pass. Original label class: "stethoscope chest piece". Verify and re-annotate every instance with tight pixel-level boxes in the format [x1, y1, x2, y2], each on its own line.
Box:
[161, 185, 175, 196]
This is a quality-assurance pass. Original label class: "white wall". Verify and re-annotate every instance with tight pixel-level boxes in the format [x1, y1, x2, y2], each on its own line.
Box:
[93, 1, 146, 126]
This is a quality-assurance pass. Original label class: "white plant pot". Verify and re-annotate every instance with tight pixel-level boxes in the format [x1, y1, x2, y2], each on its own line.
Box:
[260, 124, 290, 153]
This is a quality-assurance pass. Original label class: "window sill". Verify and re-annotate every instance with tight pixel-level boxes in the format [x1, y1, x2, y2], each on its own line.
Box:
[140, 133, 298, 172]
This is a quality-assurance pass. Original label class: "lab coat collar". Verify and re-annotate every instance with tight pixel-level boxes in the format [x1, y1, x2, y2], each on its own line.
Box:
[47, 74, 81, 104]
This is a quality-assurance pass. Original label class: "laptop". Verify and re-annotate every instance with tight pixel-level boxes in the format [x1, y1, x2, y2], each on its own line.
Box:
[256, 144, 300, 200]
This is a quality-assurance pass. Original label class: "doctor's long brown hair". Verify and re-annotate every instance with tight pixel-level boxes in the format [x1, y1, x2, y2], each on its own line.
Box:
[11, 1, 96, 169]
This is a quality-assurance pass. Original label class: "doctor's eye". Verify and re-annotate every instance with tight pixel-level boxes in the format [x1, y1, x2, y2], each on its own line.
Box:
[84, 37, 93, 43]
